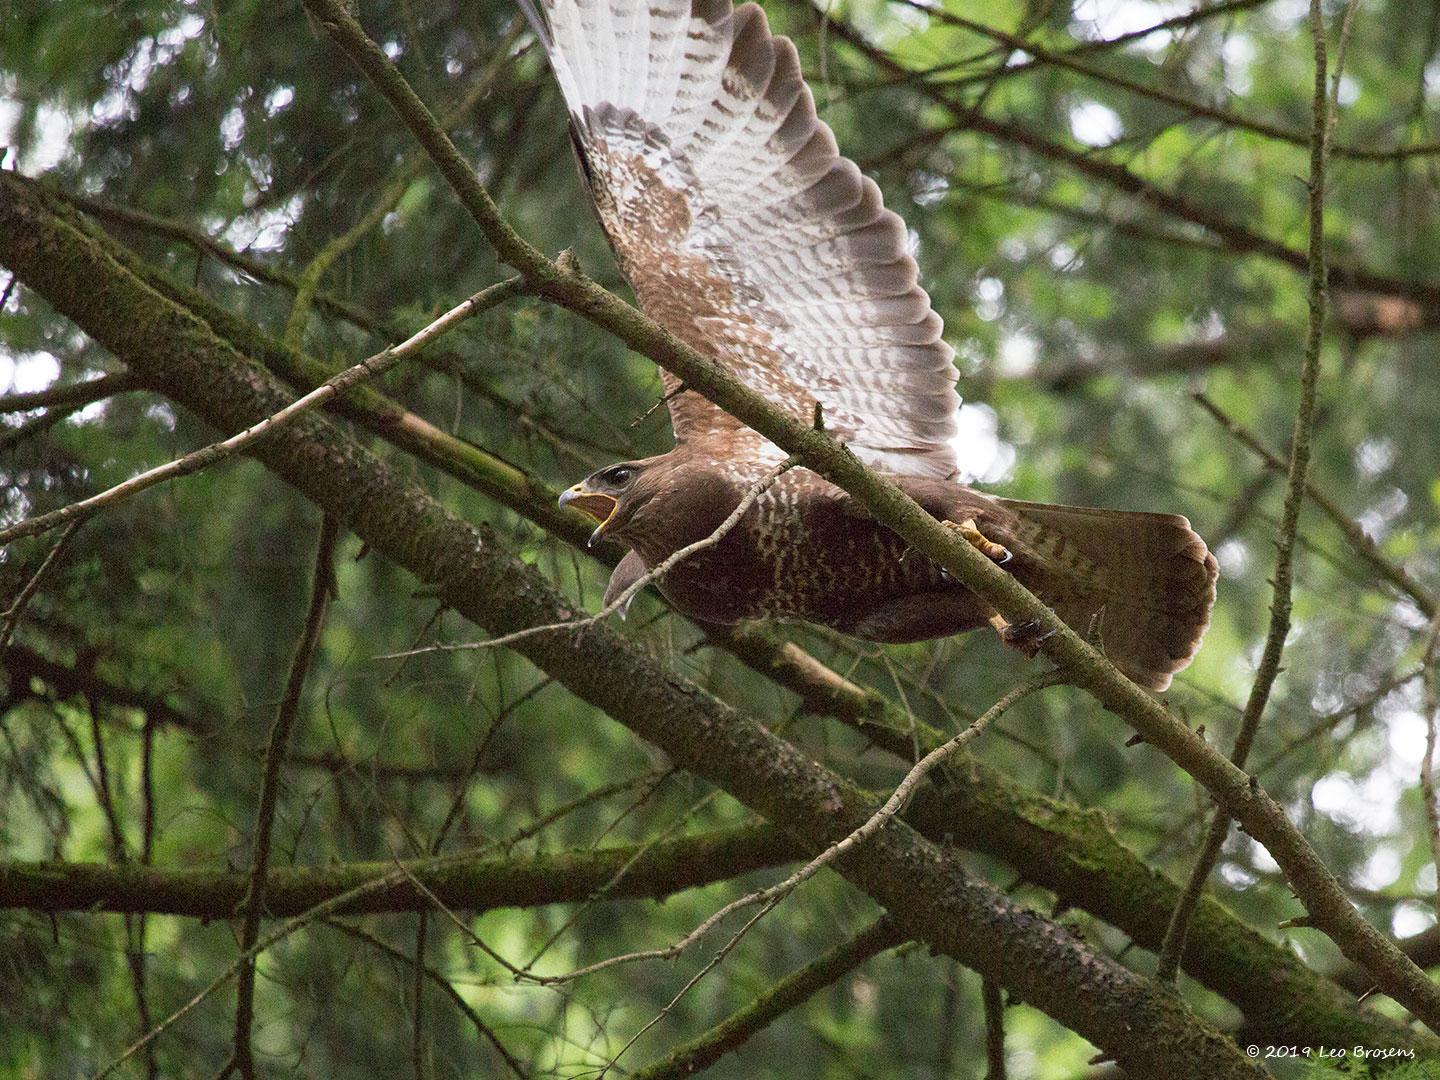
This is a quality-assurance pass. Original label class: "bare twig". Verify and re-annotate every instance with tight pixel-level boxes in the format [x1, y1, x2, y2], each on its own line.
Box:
[1193, 392, 1437, 619]
[629, 917, 903, 1080]
[0, 517, 85, 649]
[0, 278, 525, 548]
[377, 457, 798, 660]
[516, 679, 1049, 989]
[231, 518, 339, 1079]
[323, 919, 527, 1078]
[1156, 0, 1344, 985]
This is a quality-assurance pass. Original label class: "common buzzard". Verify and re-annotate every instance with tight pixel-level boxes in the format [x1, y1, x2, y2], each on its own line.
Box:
[525, 0, 1217, 690]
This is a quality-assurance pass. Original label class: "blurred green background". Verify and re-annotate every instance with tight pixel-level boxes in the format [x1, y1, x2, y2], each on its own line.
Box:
[3, 0, 1440, 1076]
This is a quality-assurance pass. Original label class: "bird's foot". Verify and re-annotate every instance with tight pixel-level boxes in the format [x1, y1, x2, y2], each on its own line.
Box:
[944, 518, 1013, 566]
[988, 613, 1056, 658]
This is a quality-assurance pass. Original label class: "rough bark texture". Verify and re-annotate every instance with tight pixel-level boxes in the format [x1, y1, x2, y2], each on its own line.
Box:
[0, 170, 1268, 1080]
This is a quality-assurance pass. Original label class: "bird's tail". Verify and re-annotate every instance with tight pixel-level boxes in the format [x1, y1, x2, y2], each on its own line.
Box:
[997, 499, 1219, 692]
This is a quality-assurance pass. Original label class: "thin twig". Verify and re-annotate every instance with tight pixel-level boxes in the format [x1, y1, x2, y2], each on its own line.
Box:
[628, 917, 904, 1080]
[1192, 392, 1437, 619]
[581, 682, 1048, 1077]
[1156, 0, 1344, 985]
[895, 1, 1269, 91]
[590, 901, 777, 1079]
[0, 278, 525, 548]
[231, 518, 340, 1078]
[804, 0, 1440, 317]
[323, 919, 527, 1078]
[0, 517, 86, 650]
[896, 0, 1421, 164]
[516, 679, 1050, 988]
[377, 458, 798, 660]
[89, 862, 429, 1080]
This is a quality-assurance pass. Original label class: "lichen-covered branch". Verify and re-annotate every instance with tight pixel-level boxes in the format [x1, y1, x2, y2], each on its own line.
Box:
[0, 823, 797, 918]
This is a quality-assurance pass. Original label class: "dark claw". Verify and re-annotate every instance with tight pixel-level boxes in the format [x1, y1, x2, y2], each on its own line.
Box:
[999, 619, 1056, 658]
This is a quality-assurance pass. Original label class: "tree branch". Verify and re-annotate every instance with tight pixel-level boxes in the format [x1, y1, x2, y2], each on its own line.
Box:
[0, 823, 798, 917]
[629, 917, 905, 1080]
[230, 517, 339, 1080]
[1194, 391, 1438, 618]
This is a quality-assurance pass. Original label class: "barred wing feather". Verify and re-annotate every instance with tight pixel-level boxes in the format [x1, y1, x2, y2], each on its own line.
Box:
[524, 0, 960, 479]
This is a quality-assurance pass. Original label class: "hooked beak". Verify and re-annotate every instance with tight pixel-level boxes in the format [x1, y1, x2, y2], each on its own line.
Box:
[559, 484, 620, 547]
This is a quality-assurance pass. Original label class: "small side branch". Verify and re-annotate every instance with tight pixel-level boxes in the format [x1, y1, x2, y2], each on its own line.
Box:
[630, 918, 905, 1080]
[1156, 0, 1348, 985]
[1194, 391, 1437, 619]
[229, 519, 339, 1080]
[323, 920, 527, 1078]
[0, 277, 524, 549]
[0, 517, 86, 650]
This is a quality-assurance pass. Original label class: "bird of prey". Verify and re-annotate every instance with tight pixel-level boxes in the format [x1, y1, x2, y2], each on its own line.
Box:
[526, 0, 1217, 690]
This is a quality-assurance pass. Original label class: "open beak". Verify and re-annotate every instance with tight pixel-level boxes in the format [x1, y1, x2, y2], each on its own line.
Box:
[558, 484, 619, 548]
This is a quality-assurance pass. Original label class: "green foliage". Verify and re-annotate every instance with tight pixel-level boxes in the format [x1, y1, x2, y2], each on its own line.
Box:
[2, 0, 1439, 1076]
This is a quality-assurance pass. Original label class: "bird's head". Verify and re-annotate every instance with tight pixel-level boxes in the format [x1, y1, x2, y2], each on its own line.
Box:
[558, 460, 654, 548]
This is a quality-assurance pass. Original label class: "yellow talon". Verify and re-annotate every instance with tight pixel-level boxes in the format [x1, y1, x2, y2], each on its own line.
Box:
[947, 518, 1013, 565]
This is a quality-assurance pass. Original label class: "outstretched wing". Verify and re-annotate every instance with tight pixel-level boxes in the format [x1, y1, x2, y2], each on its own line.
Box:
[525, 0, 961, 478]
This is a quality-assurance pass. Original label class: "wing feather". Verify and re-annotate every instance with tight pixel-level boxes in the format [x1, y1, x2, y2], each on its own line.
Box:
[531, 0, 960, 478]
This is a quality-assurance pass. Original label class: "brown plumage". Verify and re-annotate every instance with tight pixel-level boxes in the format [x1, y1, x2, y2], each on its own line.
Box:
[531, 0, 1218, 691]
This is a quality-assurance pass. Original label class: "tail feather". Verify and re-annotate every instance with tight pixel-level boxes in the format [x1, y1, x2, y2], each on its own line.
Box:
[997, 499, 1219, 692]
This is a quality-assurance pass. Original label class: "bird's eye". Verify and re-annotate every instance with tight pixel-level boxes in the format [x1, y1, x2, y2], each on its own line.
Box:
[605, 466, 634, 486]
